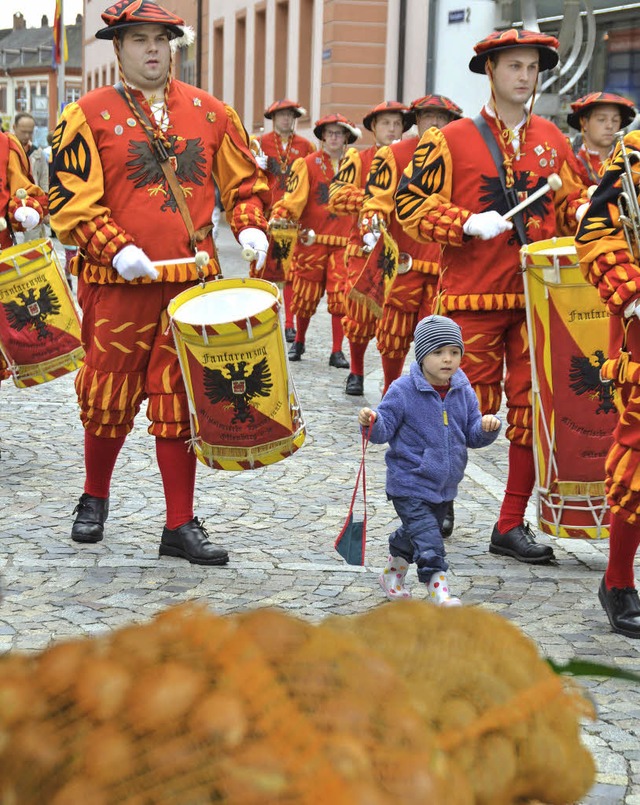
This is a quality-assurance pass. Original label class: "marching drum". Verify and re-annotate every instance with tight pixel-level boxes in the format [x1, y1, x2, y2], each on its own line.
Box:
[0, 239, 84, 387]
[168, 277, 306, 470]
[522, 236, 614, 539]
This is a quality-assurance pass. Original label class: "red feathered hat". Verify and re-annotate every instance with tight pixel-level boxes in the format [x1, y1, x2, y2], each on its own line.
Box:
[313, 113, 361, 144]
[567, 92, 637, 131]
[469, 29, 559, 74]
[96, 0, 185, 40]
[410, 94, 463, 121]
[362, 101, 413, 133]
[264, 99, 306, 119]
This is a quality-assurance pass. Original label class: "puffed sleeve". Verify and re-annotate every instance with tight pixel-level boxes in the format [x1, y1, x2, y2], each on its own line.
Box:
[361, 145, 399, 225]
[575, 131, 640, 315]
[270, 157, 310, 222]
[395, 127, 471, 246]
[5, 133, 48, 229]
[328, 147, 364, 215]
[213, 105, 270, 236]
[49, 102, 134, 263]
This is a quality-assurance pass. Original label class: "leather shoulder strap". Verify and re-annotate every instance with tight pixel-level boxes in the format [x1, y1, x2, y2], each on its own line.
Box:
[472, 114, 527, 246]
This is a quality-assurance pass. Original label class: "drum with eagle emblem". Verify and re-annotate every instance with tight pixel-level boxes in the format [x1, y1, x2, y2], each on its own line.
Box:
[522, 236, 614, 539]
[168, 277, 306, 470]
[0, 239, 84, 387]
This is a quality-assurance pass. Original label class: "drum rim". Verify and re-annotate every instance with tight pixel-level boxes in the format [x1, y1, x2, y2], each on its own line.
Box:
[168, 277, 280, 328]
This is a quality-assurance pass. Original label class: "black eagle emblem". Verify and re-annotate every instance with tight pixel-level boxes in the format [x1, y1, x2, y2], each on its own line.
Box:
[569, 350, 615, 414]
[272, 238, 292, 261]
[126, 136, 206, 212]
[203, 358, 273, 424]
[3, 284, 61, 340]
[315, 182, 330, 206]
[286, 170, 300, 194]
[479, 173, 551, 246]
[377, 238, 396, 281]
[396, 142, 446, 221]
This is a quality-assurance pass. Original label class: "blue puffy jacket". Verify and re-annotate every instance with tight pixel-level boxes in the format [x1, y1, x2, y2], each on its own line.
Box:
[365, 361, 501, 503]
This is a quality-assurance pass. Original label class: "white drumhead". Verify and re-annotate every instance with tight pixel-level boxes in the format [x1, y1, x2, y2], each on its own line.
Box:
[175, 286, 275, 325]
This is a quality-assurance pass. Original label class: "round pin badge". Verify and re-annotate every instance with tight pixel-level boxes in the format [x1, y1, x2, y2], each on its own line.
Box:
[115, 124, 124, 135]
[127, 118, 137, 127]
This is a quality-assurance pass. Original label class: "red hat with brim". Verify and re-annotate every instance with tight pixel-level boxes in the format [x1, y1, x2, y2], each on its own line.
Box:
[362, 101, 413, 132]
[567, 91, 637, 130]
[313, 113, 361, 144]
[96, 0, 185, 40]
[469, 29, 559, 74]
[410, 94, 463, 121]
[264, 100, 306, 119]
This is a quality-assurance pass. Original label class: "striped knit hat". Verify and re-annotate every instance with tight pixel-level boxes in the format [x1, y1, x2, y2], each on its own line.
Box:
[414, 315, 464, 365]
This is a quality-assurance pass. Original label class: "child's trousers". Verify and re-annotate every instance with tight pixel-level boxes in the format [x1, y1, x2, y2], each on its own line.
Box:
[389, 496, 449, 582]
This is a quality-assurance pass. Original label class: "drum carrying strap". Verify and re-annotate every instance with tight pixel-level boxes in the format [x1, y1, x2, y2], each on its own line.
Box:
[113, 82, 215, 256]
[473, 114, 528, 247]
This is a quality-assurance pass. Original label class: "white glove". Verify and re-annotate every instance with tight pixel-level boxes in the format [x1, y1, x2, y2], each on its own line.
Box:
[362, 231, 380, 251]
[238, 227, 269, 271]
[211, 206, 220, 241]
[255, 154, 268, 171]
[576, 202, 590, 223]
[112, 245, 159, 281]
[463, 211, 513, 240]
[14, 206, 40, 231]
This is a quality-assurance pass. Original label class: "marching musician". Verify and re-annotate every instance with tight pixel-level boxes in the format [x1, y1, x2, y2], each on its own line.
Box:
[328, 100, 413, 397]
[49, 0, 270, 565]
[568, 92, 637, 187]
[254, 100, 315, 343]
[575, 131, 640, 638]
[396, 29, 588, 565]
[0, 129, 48, 386]
[270, 113, 360, 368]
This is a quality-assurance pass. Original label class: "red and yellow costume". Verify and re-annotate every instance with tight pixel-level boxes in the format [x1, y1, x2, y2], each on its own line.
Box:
[256, 129, 315, 284]
[574, 145, 606, 187]
[0, 131, 48, 380]
[360, 135, 442, 386]
[271, 150, 354, 321]
[576, 130, 640, 520]
[50, 78, 269, 440]
[396, 111, 586, 444]
[0, 132, 47, 251]
[329, 143, 380, 345]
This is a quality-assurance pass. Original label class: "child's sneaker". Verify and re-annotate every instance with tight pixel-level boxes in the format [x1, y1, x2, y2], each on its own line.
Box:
[426, 571, 461, 607]
[378, 554, 412, 601]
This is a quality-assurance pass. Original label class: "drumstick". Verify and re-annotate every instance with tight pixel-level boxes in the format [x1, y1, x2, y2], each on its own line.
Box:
[242, 247, 257, 262]
[503, 174, 562, 220]
[16, 188, 27, 204]
[0, 217, 6, 232]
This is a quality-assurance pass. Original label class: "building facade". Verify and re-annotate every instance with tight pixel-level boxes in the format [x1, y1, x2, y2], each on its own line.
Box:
[80, 0, 639, 142]
[0, 12, 83, 141]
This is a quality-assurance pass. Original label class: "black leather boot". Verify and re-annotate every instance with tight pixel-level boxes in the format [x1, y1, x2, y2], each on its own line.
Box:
[71, 494, 109, 543]
[441, 500, 454, 538]
[598, 576, 640, 638]
[285, 327, 296, 343]
[159, 517, 229, 566]
[489, 522, 555, 564]
[345, 373, 364, 396]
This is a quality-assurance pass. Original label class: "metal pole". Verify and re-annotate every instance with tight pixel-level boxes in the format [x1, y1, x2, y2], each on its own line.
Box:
[57, 0, 66, 116]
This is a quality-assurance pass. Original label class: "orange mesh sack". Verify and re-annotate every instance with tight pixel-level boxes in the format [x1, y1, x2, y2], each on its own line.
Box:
[0, 604, 470, 805]
[327, 602, 596, 805]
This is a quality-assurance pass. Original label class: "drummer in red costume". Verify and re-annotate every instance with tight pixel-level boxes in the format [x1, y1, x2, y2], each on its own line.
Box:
[576, 131, 640, 637]
[396, 29, 588, 564]
[0, 130, 47, 384]
[254, 100, 315, 342]
[329, 100, 413, 396]
[361, 94, 463, 394]
[568, 92, 637, 186]
[49, 0, 270, 564]
[269, 113, 360, 367]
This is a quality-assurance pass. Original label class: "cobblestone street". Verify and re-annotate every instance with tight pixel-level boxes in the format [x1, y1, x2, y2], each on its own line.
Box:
[1, 226, 639, 803]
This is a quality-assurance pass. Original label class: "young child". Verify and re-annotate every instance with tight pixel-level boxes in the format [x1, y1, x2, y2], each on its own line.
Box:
[358, 315, 501, 605]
